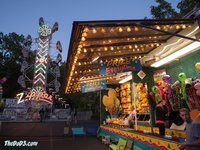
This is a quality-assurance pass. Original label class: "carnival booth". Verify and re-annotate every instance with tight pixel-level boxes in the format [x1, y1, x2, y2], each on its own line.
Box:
[65, 18, 200, 149]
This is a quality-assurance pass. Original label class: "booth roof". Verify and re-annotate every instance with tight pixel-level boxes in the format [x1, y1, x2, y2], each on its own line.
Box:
[65, 18, 198, 94]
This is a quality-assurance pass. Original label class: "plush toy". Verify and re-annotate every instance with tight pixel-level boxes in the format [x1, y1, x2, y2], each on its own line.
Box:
[171, 80, 180, 90]
[155, 81, 165, 100]
[195, 62, 200, 71]
[163, 74, 171, 85]
[178, 72, 187, 100]
[162, 74, 172, 112]
[193, 79, 200, 96]
[163, 75, 172, 96]
[151, 86, 162, 104]
[102, 88, 120, 114]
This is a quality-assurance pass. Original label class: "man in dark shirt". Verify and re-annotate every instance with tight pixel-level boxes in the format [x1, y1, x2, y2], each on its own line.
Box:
[39, 108, 45, 122]
[155, 100, 168, 136]
[105, 107, 111, 120]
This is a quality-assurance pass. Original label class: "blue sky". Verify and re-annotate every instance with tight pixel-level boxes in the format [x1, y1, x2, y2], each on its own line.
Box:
[0, 0, 180, 61]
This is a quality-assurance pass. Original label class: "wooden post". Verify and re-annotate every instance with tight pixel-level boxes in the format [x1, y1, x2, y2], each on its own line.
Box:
[100, 90, 102, 125]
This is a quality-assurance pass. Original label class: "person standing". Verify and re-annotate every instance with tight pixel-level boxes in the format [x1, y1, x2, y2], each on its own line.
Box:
[0, 77, 7, 102]
[39, 108, 45, 122]
[127, 106, 136, 128]
[155, 100, 168, 136]
[117, 105, 124, 118]
[74, 108, 77, 124]
[104, 107, 111, 120]
[179, 109, 200, 150]
[179, 108, 191, 130]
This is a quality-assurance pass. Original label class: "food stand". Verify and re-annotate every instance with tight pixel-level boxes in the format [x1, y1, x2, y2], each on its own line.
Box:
[65, 18, 200, 149]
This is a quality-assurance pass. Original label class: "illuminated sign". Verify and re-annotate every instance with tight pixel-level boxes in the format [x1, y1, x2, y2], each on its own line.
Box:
[99, 58, 142, 75]
[38, 24, 52, 37]
[81, 80, 107, 93]
[16, 88, 52, 104]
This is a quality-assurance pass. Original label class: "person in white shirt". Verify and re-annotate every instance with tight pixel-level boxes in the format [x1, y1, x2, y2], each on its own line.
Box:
[179, 108, 200, 150]
[127, 106, 136, 128]
[170, 109, 187, 131]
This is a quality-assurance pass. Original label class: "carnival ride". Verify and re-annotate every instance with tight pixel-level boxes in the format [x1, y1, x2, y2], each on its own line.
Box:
[15, 17, 62, 119]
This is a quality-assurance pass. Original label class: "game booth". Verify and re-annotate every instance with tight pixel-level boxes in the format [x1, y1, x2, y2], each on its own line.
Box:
[64, 17, 200, 149]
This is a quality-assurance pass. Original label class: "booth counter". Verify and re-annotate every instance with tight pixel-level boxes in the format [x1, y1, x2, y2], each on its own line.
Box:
[98, 125, 186, 150]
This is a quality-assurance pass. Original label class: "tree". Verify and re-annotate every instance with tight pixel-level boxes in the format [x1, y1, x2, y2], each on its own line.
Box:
[177, 0, 200, 17]
[58, 61, 67, 95]
[150, 0, 178, 19]
[0, 32, 35, 97]
[150, 0, 200, 19]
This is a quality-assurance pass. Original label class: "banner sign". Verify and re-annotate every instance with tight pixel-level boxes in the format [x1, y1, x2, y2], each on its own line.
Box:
[81, 80, 107, 93]
[16, 88, 53, 104]
[99, 58, 142, 75]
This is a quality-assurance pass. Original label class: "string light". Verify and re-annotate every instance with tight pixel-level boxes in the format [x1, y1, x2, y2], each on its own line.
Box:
[118, 27, 123, 32]
[134, 26, 139, 31]
[66, 22, 194, 93]
[81, 37, 85, 41]
[83, 48, 87, 53]
[82, 32, 87, 37]
[176, 25, 180, 30]
[101, 28, 106, 33]
[182, 24, 186, 29]
[84, 27, 89, 32]
[92, 28, 97, 33]
[156, 26, 161, 30]
[127, 27, 131, 32]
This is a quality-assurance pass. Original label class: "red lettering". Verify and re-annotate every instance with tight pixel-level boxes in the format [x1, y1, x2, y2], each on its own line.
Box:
[36, 91, 43, 100]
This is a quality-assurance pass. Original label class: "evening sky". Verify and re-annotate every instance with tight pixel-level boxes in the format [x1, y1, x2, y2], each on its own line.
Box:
[0, 0, 180, 61]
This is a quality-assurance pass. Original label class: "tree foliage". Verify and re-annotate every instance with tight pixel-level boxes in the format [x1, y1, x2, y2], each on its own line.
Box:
[64, 91, 100, 117]
[151, 0, 200, 19]
[0, 32, 30, 97]
[150, 0, 178, 19]
[177, 0, 200, 17]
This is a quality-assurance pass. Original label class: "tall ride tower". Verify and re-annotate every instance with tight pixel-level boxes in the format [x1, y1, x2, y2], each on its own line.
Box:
[17, 17, 62, 105]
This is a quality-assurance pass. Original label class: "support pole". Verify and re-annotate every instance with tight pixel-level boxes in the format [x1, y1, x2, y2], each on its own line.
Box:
[132, 82, 138, 131]
[99, 90, 102, 125]
[135, 22, 200, 42]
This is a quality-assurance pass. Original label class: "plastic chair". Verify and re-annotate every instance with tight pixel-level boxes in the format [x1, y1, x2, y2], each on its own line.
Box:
[71, 127, 86, 137]
[109, 138, 127, 150]
[86, 127, 97, 135]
